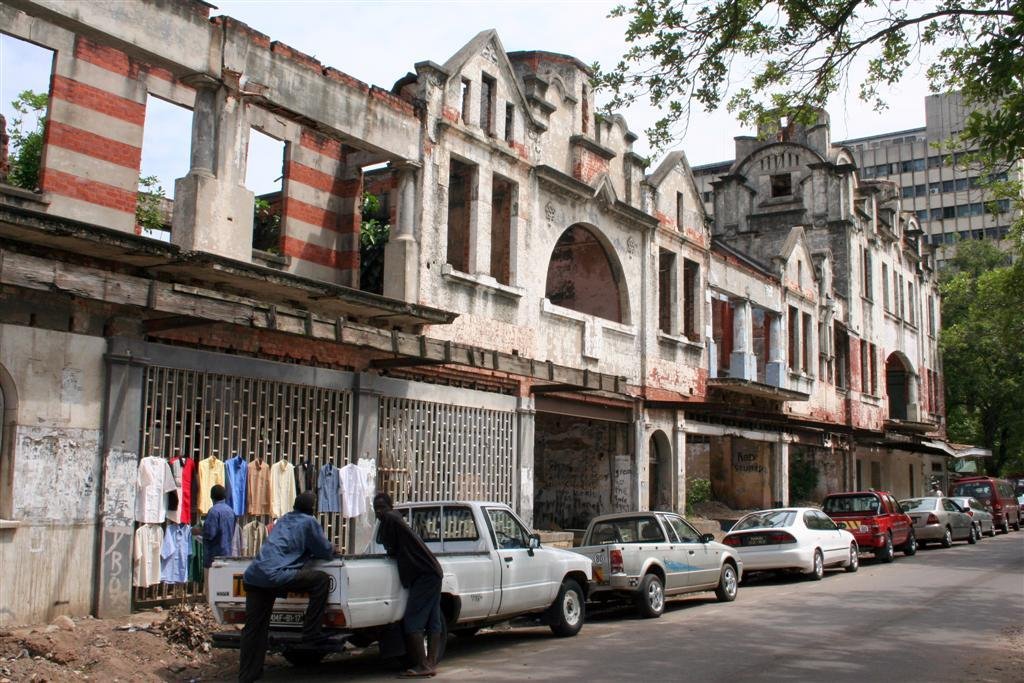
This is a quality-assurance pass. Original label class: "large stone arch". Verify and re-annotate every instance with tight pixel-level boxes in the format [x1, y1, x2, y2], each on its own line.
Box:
[544, 223, 630, 324]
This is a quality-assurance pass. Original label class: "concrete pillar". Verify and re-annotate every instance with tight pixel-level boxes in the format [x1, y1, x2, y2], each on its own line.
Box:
[172, 75, 255, 262]
[516, 397, 536, 527]
[674, 419, 687, 514]
[634, 412, 648, 511]
[351, 373, 381, 552]
[766, 312, 787, 388]
[95, 339, 146, 618]
[383, 163, 421, 302]
[772, 441, 790, 507]
[729, 299, 757, 380]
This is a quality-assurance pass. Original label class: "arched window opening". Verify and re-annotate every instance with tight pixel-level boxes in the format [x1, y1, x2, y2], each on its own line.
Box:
[886, 353, 909, 420]
[648, 432, 673, 512]
[544, 224, 625, 323]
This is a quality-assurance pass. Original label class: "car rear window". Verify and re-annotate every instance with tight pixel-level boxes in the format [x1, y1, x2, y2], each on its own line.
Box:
[823, 495, 880, 514]
[952, 482, 993, 501]
[588, 517, 665, 544]
[900, 498, 937, 512]
[732, 510, 795, 531]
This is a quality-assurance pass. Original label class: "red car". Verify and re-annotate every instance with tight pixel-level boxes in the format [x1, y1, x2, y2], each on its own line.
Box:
[821, 491, 917, 562]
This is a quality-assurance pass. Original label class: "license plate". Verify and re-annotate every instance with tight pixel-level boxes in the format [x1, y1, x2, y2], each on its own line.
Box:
[270, 612, 304, 626]
[747, 536, 767, 545]
[859, 525, 869, 533]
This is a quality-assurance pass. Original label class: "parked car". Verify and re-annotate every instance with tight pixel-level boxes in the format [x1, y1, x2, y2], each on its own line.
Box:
[821, 490, 917, 562]
[948, 496, 996, 538]
[899, 497, 977, 547]
[571, 511, 742, 619]
[208, 501, 592, 667]
[721, 508, 859, 580]
[949, 477, 1021, 533]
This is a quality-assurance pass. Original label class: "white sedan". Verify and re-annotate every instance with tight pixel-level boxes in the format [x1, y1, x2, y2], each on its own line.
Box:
[722, 508, 859, 580]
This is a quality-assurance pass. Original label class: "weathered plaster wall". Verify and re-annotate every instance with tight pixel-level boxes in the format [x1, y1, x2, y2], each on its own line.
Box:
[0, 324, 105, 627]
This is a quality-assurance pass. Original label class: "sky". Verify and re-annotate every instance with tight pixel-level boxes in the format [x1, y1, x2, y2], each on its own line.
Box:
[0, 0, 938, 197]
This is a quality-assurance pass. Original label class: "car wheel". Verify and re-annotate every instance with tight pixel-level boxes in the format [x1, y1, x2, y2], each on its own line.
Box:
[715, 563, 739, 602]
[845, 543, 859, 573]
[807, 549, 824, 581]
[902, 531, 918, 556]
[635, 573, 665, 619]
[282, 650, 326, 667]
[1000, 517, 1010, 534]
[548, 579, 585, 637]
[1013, 514, 1022, 532]
[877, 533, 895, 563]
[941, 526, 953, 548]
[986, 522, 996, 537]
[967, 524, 978, 544]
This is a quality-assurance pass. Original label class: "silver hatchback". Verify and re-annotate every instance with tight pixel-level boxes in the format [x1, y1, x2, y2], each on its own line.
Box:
[948, 496, 996, 538]
[899, 497, 977, 547]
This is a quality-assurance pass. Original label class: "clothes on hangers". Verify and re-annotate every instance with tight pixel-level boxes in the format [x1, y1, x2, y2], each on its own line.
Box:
[133, 523, 164, 587]
[242, 519, 269, 556]
[317, 462, 341, 513]
[160, 523, 192, 584]
[247, 459, 273, 516]
[270, 460, 297, 518]
[225, 455, 248, 516]
[339, 462, 369, 518]
[294, 459, 317, 495]
[135, 456, 178, 524]
[168, 455, 196, 524]
[196, 456, 226, 514]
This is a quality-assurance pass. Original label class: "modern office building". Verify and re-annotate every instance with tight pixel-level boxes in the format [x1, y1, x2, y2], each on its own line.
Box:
[693, 92, 1021, 264]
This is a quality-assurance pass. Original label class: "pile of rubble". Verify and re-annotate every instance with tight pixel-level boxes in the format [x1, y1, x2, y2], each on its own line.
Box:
[160, 603, 215, 652]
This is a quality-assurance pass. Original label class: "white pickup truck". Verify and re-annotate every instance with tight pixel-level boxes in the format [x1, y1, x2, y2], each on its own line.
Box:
[571, 511, 742, 619]
[208, 501, 592, 666]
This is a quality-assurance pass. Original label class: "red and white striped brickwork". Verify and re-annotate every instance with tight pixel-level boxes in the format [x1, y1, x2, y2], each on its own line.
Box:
[281, 129, 362, 286]
[40, 36, 172, 234]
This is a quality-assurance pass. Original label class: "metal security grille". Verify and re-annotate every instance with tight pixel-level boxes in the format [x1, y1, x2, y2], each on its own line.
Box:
[134, 365, 353, 607]
[377, 398, 514, 506]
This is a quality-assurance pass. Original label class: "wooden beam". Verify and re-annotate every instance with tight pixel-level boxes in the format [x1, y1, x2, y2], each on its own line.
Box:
[368, 357, 449, 370]
[143, 315, 209, 333]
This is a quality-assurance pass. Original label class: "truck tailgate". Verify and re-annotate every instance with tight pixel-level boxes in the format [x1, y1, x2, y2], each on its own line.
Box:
[571, 545, 611, 584]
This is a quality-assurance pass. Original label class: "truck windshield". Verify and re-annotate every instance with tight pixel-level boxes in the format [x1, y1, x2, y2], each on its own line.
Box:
[732, 510, 795, 531]
[822, 495, 880, 514]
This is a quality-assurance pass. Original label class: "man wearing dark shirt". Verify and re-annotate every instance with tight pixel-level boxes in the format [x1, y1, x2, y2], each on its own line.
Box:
[239, 492, 334, 683]
[202, 485, 235, 589]
[373, 492, 444, 678]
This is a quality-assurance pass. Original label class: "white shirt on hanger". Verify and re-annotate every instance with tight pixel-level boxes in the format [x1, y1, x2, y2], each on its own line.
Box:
[135, 456, 177, 523]
[270, 460, 297, 518]
[339, 462, 368, 518]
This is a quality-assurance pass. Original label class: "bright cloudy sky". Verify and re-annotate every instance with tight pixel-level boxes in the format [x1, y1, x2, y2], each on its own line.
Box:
[1, 0, 937, 196]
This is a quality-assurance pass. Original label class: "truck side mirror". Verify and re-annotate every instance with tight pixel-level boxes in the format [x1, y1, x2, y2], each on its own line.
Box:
[528, 533, 541, 556]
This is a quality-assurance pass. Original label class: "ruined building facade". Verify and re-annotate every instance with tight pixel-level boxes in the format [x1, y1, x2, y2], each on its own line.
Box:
[0, 0, 965, 626]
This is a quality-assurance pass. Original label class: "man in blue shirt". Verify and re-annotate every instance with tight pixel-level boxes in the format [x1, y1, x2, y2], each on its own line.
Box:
[202, 485, 235, 588]
[239, 492, 334, 683]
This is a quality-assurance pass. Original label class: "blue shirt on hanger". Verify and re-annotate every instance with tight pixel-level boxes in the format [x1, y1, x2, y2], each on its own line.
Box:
[317, 463, 341, 513]
[224, 455, 248, 517]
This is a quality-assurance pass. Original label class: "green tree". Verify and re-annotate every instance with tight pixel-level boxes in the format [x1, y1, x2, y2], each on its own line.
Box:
[252, 197, 282, 253]
[599, 1, 1022, 160]
[941, 241, 1024, 476]
[6, 89, 48, 190]
[359, 192, 390, 293]
[136, 175, 166, 233]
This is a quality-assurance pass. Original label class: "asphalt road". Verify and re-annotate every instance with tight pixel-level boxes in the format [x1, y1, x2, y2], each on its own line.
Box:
[253, 532, 1024, 682]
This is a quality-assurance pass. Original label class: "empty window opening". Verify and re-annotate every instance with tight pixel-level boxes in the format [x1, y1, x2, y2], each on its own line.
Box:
[490, 174, 515, 285]
[504, 103, 515, 143]
[682, 258, 700, 340]
[711, 297, 734, 376]
[882, 263, 890, 311]
[658, 250, 677, 334]
[886, 354, 910, 420]
[247, 128, 286, 254]
[446, 158, 475, 272]
[460, 78, 471, 124]
[480, 74, 496, 135]
[676, 192, 685, 230]
[138, 95, 193, 241]
[771, 172, 792, 197]
[752, 308, 768, 383]
[360, 167, 392, 294]
[862, 247, 873, 299]
[788, 306, 799, 371]
[581, 84, 590, 135]
[802, 312, 812, 375]
[544, 224, 625, 323]
[0, 34, 55, 192]
[835, 326, 850, 389]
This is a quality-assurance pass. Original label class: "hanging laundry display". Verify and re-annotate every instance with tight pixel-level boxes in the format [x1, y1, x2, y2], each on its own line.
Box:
[133, 523, 164, 587]
[196, 456, 226, 514]
[135, 456, 178, 524]
[317, 462, 341, 513]
[160, 523, 192, 584]
[167, 455, 196, 524]
[224, 455, 248, 516]
[269, 460, 297, 518]
[340, 462, 369, 518]
[242, 519, 268, 556]
[294, 459, 317, 495]
[247, 459, 272, 516]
